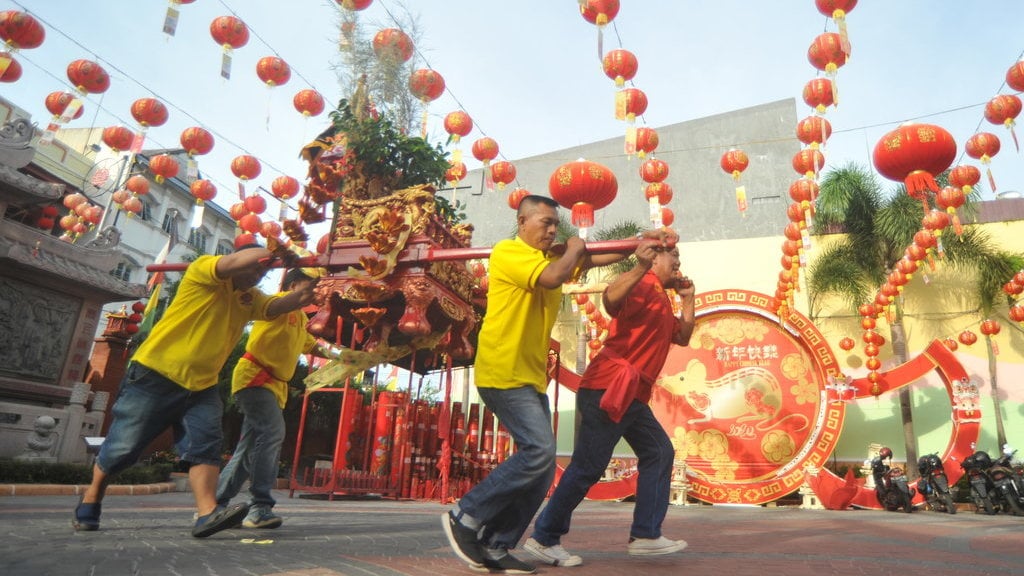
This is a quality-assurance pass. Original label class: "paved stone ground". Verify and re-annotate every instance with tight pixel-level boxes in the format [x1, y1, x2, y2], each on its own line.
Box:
[1, 490, 1022, 576]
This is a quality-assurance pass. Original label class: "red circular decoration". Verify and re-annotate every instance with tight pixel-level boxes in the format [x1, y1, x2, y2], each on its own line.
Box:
[66, 59, 110, 94]
[338, 0, 373, 10]
[271, 175, 299, 200]
[0, 54, 21, 82]
[807, 32, 847, 73]
[101, 126, 133, 152]
[958, 330, 977, 346]
[209, 15, 249, 49]
[45, 92, 84, 119]
[720, 149, 749, 177]
[1009, 305, 1024, 323]
[243, 195, 267, 215]
[231, 155, 262, 180]
[984, 94, 1022, 127]
[922, 209, 950, 233]
[238, 213, 262, 234]
[131, 301, 146, 314]
[815, 0, 858, 17]
[979, 319, 1001, 336]
[619, 87, 648, 119]
[148, 155, 179, 183]
[786, 202, 806, 224]
[548, 159, 618, 229]
[190, 179, 217, 203]
[792, 148, 825, 178]
[471, 137, 499, 165]
[802, 78, 834, 112]
[580, 0, 620, 25]
[788, 179, 820, 207]
[125, 175, 149, 196]
[131, 98, 168, 127]
[490, 160, 516, 190]
[445, 161, 467, 184]
[644, 182, 673, 205]
[372, 28, 413, 63]
[796, 115, 832, 147]
[256, 56, 290, 86]
[640, 158, 669, 183]
[507, 187, 530, 210]
[872, 123, 956, 198]
[838, 336, 855, 351]
[1006, 60, 1024, 93]
[293, 89, 325, 117]
[942, 337, 958, 351]
[234, 233, 257, 249]
[229, 202, 248, 221]
[635, 127, 659, 156]
[122, 196, 143, 215]
[0, 11, 45, 49]
[965, 132, 1001, 161]
[180, 126, 214, 156]
[948, 165, 981, 192]
[602, 48, 638, 86]
[408, 68, 445, 102]
[444, 111, 473, 139]
[260, 220, 282, 239]
[660, 207, 674, 227]
[936, 186, 965, 212]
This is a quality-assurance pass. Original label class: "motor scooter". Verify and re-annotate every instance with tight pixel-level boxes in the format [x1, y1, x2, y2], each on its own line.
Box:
[986, 448, 1024, 516]
[960, 451, 997, 515]
[871, 447, 914, 513]
[916, 453, 956, 514]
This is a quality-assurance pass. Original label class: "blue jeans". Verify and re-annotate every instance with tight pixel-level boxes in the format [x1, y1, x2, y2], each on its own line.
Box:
[97, 362, 224, 474]
[216, 386, 285, 509]
[532, 387, 674, 544]
[456, 386, 556, 550]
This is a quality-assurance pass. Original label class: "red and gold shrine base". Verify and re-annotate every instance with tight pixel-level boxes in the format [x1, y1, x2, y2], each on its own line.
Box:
[651, 289, 844, 505]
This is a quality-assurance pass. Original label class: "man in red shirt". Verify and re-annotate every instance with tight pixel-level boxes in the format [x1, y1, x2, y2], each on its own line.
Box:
[525, 239, 695, 566]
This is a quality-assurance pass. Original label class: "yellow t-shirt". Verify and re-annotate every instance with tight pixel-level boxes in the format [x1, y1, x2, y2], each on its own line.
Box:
[132, 255, 277, 391]
[232, 298, 317, 408]
[474, 236, 562, 393]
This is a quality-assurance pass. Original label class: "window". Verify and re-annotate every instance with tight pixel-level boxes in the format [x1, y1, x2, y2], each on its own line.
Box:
[215, 242, 233, 256]
[110, 261, 134, 282]
[161, 209, 179, 235]
[187, 228, 209, 254]
[139, 200, 153, 222]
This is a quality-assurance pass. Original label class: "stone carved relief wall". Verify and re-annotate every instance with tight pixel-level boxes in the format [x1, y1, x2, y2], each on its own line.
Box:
[0, 276, 80, 383]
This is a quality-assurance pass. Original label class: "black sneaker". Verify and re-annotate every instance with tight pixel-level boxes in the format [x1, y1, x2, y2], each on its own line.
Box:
[475, 550, 536, 575]
[441, 511, 486, 567]
[72, 498, 101, 531]
[192, 503, 249, 538]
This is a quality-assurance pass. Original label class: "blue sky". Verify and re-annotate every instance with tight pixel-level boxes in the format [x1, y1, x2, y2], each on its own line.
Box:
[5, 0, 1024, 223]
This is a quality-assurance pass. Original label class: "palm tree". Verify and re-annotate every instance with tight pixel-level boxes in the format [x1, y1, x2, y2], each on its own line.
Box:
[806, 162, 1020, 476]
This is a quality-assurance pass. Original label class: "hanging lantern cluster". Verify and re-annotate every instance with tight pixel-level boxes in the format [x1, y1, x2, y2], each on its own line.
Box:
[372, 27, 413, 66]
[579, 0, 619, 58]
[720, 149, 750, 216]
[58, 192, 103, 242]
[814, 1, 857, 57]
[34, 204, 58, 231]
[45, 91, 84, 123]
[232, 193, 268, 235]
[506, 187, 530, 211]
[549, 159, 618, 239]
[856, 305, 887, 396]
[231, 154, 262, 198]
[408, 68, 445, 137]
[111, 174, 149, 217]
[572, 292, 610, 363]
[443, 110, 473, 164]
[807, 32, 848, 105]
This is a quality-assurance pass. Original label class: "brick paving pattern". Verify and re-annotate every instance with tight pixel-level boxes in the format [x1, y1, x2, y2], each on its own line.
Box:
[1, 490, 1022, 575]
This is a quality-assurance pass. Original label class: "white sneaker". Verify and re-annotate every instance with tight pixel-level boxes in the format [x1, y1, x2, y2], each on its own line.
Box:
[524, 537, 583, 567]
[627, 535, 687, 556]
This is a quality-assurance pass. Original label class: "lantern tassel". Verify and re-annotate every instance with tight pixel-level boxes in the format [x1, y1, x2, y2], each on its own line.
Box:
[571, 202, 595, 231]
[985, 163, 997, 192]
[903, 170, 939, 198]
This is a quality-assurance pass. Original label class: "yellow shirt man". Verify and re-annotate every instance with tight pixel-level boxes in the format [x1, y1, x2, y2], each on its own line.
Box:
[232, 299, 317, 409]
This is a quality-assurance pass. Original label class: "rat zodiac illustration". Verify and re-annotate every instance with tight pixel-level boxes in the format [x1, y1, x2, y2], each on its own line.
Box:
[661, 359, 808, 432]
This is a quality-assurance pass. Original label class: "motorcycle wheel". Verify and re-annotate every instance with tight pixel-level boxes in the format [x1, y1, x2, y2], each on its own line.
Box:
[976, 494, 995, 515]
[940, 493, 956, 514]
[1002, 492, 1023, 516]
[898, 489, 914, 513]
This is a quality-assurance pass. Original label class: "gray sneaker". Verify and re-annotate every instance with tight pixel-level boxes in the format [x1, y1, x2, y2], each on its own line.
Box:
[523, 537, 583, 567]
[627, 535, 687, 556]
[242, 506, 282, 529]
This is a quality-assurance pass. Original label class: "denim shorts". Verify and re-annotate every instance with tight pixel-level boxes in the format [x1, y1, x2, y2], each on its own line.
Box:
[96, 362, 224, 474]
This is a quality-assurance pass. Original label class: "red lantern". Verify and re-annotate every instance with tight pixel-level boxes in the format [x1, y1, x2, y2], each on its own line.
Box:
[408, 68, 445, 102]
[616, 87, 647, 122]
[580, 0, 620, 26]
[372, 28, 413, 63]
[786, 202, 806, 225]
[238, 213, 262, 234]
[943, 337, 959, 351]
[635, 127, 659, 158]
[101, 126, 133, 152]
[231, 155, 262, 181]
[190, 179, 217, 204]
[180, 127, 214, 156]
[602, 48, 637, 87]
[807, 33, 847, 103]
[979, 319, 1001, 336]
[260, 220, 282, 240]
[783, 222, 802, 242]
[796, 115, 832, 148]
[922, 209, 950, 234]
[965, 132, 1001, 191]
[838, 337, 855, 351]
[1009, 305, 1024, 323]
[1003, 281, 1023, 297]
[0, 54, 21, 82]
[338, 0, 373, 10]
[444, 111, 473, 142]
[66, 59, 110, 94]
[271, 175, 299, 200]
[660, 207, 675, 227]
[948, 165, 981, 195]
[243, 194, 267, 215]
[644, 182, 673, 205]
[445, 161, 467, 185]
[472, 137, 499, 166]
[131, 98, 169, 128]
[209, 15, 248, 49]
[256, 56, 290, 86]
[872, 123, 956, 200]
[1015, 271, 1024, 285]
[293, 89, 325, 117]
[234, 233, 257, 249]
[229, 202, 248, 221]
[984, 94, 1021, 151]
[125, 175, 150, 196]
[1006, 59, 1024, 93]
[789, 179, 820, 210]
[792, 148, 825, 180]
[0, 11, 45, 50]
[814, 1, 857, 55]
[640, 158, 669, 183]
[936, 186, 966, 236]
[122, 196, 143, 216]
[802, 77, 835, 114]
[896, 258, 918, 276]
[148, 155, 179, 184]
[45, 92, 84, 120]
[958, 330, 978, 346]
[721, 149, 750, 214]
[507, 187, 530, 210]
[548, 159, 618, 236]
[490, 161, 516, 190]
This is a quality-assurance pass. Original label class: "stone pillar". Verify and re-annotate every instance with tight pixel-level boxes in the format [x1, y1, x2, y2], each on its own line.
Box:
[57, 381, 90, 463]
[85, 309, 133, 434]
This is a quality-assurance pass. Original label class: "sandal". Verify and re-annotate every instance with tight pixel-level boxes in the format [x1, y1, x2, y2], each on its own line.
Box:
[191, 503, 249, 538]
[73, 498, 101, 531]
